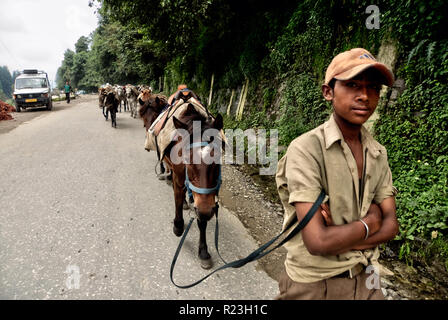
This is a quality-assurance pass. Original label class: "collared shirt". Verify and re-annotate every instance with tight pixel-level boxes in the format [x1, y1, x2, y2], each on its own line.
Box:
[276, 113, 397, 283]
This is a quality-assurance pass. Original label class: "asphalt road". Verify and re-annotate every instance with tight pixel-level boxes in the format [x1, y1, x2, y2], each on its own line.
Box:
[0, 96, 277, 299]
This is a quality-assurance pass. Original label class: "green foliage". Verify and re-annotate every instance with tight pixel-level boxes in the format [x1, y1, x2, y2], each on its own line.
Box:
[0, 88, 7, 101]
[276, 74, 330, 146]
[375, 79, 448, 264]
[0, 66, 13, 98]
[56, 49, 75, 89]
[75, 35, 90, 53]
[371, 0, 448, 265]
[265, 2, 333, 79]
[404, 40, 448, 87]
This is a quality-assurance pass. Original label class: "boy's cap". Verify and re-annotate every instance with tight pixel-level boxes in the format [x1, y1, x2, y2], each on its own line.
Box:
[325, 48, 394, 86]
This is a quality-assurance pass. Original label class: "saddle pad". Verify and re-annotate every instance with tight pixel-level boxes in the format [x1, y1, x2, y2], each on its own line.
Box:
[150, 108, 170, 136]
[144, 98, 211, 157]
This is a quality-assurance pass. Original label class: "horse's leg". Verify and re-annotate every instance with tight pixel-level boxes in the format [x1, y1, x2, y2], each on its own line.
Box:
[172, 170, 186, 237]
[160, 161, 165, 174]
[197, 218, 213, 269]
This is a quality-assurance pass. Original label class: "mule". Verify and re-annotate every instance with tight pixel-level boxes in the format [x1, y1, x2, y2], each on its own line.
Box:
[125, 85, 139, 118]
[98, 87, 107, 109]
[138, 93, 169, 132]
[103, 91, 119, 128]
[138, 93, 170, 177]
[164, 104, 224, 269]
[114, 85, 127, 113]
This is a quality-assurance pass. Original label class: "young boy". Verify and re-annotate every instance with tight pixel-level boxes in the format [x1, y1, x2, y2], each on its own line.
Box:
[275, 48, 399, 300]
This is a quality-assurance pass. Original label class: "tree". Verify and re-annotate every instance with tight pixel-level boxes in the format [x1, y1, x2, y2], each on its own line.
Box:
[75, 35, 90, 53]
[71, 51, 89, 89]
[0, 66, 13, 98]
[56, 49, 75, 89]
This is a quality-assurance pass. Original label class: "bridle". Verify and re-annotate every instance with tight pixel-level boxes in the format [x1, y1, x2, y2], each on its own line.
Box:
[184, 141, 222, 196]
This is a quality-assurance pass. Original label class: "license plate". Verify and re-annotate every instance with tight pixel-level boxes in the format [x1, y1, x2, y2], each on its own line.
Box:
[25, 98, 37, 103]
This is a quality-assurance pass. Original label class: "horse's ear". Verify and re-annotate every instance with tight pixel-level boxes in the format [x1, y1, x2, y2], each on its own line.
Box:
[173, 116, 188, 130]
[213, 113, 223, 131]
[138, 98, 145, 106]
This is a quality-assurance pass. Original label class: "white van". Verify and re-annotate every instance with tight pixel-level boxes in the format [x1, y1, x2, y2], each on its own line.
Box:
[13, 69, 53, 112]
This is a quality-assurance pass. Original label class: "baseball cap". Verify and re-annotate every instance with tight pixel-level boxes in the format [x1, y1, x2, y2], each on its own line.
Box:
[324, 48, 394, 86]
[177, 84, 190, 96]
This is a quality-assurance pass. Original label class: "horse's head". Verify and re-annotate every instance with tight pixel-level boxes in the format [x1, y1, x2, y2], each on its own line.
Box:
[98, 88, 107, 103]
[139, 94, 168, 131]
[172, 104, 224, 220]
[104, 90, 117, 107]
[115, 86, 123, 95]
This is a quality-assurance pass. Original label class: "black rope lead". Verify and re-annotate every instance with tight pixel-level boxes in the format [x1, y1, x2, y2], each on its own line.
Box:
[170, 190, 326, 289]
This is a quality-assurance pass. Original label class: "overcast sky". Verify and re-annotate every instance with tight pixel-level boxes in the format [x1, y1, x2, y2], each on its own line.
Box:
[0, 0, 98, 86]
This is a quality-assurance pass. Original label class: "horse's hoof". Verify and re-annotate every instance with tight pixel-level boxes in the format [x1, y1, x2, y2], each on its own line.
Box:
[173, 224, 184, 237]
[200, 258, 213, 270]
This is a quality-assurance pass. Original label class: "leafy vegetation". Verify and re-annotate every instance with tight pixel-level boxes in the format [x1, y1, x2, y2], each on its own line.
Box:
[0, 66, 14, 100]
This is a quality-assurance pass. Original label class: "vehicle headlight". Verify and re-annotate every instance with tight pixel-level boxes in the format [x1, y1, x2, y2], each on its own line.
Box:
[17, 94, 22, 99]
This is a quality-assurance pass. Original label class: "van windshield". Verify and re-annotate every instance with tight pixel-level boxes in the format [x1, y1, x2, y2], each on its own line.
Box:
[16, 78, 47, 89]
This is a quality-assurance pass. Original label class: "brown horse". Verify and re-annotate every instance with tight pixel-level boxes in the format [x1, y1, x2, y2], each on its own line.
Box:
[138, 93, 168, 131]
[103, 91, 119, 128]
[139, 93, 223, 268]
[138, 93, 170, 176]
[166, 104, 224, 269]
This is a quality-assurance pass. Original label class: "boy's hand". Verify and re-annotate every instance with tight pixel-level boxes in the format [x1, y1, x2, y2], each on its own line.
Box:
[361, 203, 383, 235]
[320, 203, 334, 226]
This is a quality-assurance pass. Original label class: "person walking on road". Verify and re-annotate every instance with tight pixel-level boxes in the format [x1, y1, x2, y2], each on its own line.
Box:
[64, 81, 71, 104]
[275, 48, 399, 300]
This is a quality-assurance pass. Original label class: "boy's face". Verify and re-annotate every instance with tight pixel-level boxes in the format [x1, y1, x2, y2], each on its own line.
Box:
[322, 68, 383, 126]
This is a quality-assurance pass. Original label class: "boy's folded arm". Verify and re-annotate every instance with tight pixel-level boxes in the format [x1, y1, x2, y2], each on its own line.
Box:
[294, 202, 370, 256]
[350, 197, 398, 250]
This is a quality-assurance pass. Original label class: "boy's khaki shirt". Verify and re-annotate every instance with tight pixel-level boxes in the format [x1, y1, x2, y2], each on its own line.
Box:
[276, 113, 397, 283]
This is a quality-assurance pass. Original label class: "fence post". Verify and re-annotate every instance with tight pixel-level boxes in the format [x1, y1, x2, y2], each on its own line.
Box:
[237, 78, 249, 121]
[208, 73, 214, 107]
[227, 89, 235, 116]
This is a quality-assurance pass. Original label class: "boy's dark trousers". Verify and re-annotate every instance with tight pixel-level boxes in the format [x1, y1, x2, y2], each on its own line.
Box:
[66, 92, 70, 103]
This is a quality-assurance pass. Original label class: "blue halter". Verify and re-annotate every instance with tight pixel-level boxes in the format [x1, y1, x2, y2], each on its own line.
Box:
[184, 141, 222, 196]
